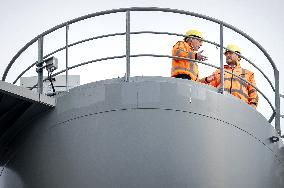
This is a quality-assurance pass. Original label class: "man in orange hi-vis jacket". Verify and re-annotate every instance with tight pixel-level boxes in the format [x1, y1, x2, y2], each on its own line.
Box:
[171, 29, 208, 81]
[200, 44, 259, 108]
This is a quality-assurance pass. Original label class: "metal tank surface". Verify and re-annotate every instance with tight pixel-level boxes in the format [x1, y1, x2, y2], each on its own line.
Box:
[0, 77, 283, 188]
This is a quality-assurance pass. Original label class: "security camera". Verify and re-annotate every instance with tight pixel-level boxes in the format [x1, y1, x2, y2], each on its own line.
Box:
[45, 57, 58, 72]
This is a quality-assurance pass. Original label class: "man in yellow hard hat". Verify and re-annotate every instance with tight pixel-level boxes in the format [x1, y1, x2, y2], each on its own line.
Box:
[200, 44, 259, 108]
[171, 29, 208, 81]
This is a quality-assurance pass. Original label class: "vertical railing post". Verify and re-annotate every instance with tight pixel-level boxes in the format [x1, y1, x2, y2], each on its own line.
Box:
[125, 10, 130, 82]
[37, 36, 44, 94]
[65, 24, 69, 91]
[274, 69, 281, 135]
[219, 23, 224, 94]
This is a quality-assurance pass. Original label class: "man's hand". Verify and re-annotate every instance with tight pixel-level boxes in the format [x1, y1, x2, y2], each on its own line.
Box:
[196, 50, 208, 61]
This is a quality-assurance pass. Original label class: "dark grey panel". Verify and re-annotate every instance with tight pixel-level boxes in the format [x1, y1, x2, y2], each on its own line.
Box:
[0, 80, 55, 143]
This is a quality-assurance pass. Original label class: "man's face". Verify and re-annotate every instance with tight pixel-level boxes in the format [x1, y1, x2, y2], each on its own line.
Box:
[188, 38, 202, 51]
[225, 51, 240, 66]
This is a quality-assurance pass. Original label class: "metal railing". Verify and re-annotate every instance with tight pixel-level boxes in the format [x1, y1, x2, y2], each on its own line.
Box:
[1, 7, 282, 135]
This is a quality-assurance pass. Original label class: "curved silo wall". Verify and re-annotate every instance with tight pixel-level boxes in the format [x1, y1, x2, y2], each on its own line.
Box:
[0, 77, 283, 188]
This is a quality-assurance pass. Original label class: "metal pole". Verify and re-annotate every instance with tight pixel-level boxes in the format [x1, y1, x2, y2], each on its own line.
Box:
[125, 11, 130, 82]
[274, 69, 281, 135]
[37, 37, 44, 94]
[66, 24, 69, 91]
[219, 23, 224, 94]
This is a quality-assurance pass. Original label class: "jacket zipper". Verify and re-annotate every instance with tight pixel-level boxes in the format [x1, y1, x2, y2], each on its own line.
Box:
[229, 68, 234, 94]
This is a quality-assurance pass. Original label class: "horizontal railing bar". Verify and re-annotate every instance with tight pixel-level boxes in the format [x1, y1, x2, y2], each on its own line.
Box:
[236, 53, 275, 92]
[68, 55, 126, 70]
[220, 22, 277, 71]
[9, 31, 221, 87]
[225, 75, 274, 113]
[131, 31, 275, 92]
[29, 55, 127, 90]
[13, 31, 275, 95]
[220, 45, 275, 92]
[2, 8, 132, 81]
[29, 53, 275, 118]
[14, 31, 211, 84]
[26, 52, 275, 122]
[44, 32, 127, 58]
[3, 7, 278, 82]
[130, 53, 220, 69]
[14, 32, 128, 84]
[12, 62, 37, 84]
[129, 53, 275, 113]
[131, 31, 220, 46]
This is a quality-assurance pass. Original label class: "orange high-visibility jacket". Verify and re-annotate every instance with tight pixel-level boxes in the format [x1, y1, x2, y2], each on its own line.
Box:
[200, 63, 259, 107]
[171, 41, 199, 81]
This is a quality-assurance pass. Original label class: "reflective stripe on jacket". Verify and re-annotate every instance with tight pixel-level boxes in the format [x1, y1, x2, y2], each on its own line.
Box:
[200, 63, 258, 107]
[171, 41, 199, 81]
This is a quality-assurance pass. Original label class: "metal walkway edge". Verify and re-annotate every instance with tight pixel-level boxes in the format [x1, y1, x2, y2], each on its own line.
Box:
[0, 81, 55, 107]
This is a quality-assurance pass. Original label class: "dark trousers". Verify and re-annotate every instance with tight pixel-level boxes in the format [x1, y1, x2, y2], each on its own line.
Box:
[173, 74, 192, 80]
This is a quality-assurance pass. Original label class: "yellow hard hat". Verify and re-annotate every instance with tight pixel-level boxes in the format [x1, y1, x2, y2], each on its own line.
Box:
[185, 29, 203, 40]
[225, 44, 241, 54]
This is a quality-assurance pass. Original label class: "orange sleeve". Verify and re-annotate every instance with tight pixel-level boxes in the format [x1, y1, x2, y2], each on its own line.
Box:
[172, 42, 196, 60]
[209, 72, 219, 88]
[200, 70, 220, 87]
[247, 73, 259, 107]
